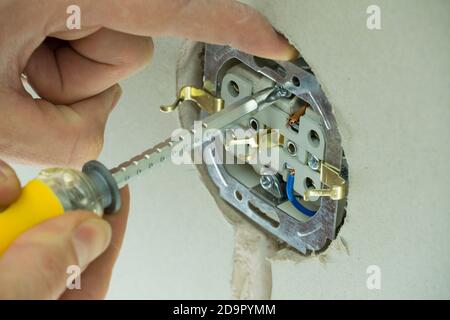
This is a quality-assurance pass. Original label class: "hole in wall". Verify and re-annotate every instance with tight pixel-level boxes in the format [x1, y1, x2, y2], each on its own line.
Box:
[181, 41, 349, 257]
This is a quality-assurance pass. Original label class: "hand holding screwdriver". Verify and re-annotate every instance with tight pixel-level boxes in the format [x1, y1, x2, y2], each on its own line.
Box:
[0, 0, 297, 299]
[0, 87, 275, 259]
[0, 160, 130, 299]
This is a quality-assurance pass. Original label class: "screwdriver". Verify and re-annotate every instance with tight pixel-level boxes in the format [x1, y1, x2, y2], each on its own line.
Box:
[0, 88, 275, 255]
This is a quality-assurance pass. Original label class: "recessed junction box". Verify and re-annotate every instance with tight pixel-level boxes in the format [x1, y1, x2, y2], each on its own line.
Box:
[199, 45, 348, 253]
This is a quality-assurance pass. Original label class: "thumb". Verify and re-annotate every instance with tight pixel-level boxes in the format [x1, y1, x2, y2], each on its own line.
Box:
[0, 212, 112, 299]
[0, 160, 21, 208]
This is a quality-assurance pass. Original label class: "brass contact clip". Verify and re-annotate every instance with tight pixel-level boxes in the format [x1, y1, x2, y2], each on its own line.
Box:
[304, 162, 347, 201]
[160, 86, 224, 114]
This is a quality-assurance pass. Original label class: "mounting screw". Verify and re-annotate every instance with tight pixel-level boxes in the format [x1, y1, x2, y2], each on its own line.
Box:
[265, 85, 292, 103]
[260, 175, 274, 191]
[275, 86, 292, 98]
[307, 153, 320, 171]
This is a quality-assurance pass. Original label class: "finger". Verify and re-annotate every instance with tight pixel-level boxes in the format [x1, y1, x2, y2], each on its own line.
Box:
[25, 28, 153, 105]
[0, 159, 21, 207]
[0, 212, 112, 299]
[61, 187, 130, 299]
[48, 0, 298, 61]
[0, 85, 122, 167]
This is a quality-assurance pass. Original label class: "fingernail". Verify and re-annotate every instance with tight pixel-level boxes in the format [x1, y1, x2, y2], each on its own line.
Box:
[284, 45, 300, 61]
[274, 31, 300, 61]
[0, 162, 13, 184]
[111, 86, 123, 108]
[71, 218, 112, 269]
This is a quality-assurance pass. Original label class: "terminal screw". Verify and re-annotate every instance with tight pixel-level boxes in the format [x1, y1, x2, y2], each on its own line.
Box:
[307, 153, 320, 171]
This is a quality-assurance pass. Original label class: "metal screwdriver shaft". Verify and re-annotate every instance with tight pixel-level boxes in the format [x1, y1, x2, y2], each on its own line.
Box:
[110, 137, 174, 189]
[109, 87, 274, 190]
[0, 88, 278, 255]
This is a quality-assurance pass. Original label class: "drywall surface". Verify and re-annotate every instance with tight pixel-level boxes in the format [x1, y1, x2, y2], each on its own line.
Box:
[240, 0, 450, 299]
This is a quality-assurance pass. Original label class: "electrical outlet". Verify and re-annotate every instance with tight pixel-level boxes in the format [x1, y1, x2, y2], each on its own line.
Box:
[197, 45, 348, 253]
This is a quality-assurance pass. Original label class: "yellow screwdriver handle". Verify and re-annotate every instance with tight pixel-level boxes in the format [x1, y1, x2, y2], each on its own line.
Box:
[0, 179, 64, 255]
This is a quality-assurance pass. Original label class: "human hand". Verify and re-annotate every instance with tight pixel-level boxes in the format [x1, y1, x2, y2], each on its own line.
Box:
[0, 0, 298, 167]
[0, 159, 130, 299]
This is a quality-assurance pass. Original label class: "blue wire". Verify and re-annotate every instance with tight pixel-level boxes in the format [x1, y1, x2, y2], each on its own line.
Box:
[286, 173, 317, 217]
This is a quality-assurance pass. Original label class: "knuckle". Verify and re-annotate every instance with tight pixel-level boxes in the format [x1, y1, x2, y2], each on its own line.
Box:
[77, 132, 104, 163]
[62, 121, 104, 166]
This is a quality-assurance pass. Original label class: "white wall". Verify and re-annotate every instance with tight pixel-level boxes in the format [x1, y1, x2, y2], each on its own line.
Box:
[240, 0, 450, 299]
